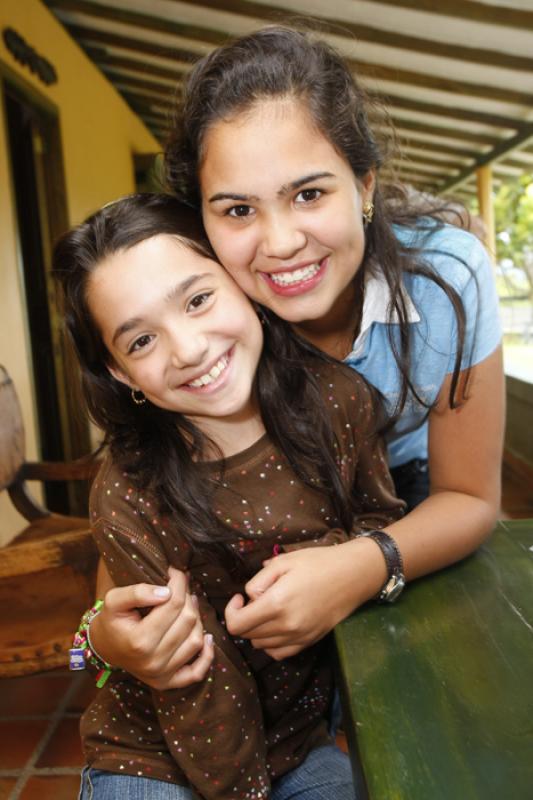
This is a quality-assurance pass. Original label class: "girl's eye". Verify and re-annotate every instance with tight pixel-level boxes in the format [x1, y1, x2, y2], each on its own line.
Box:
[227, 204, 253, 218]
[187, 291, 213, 311]
[129, 334, 153, 353]
[295, 188, 322, 204]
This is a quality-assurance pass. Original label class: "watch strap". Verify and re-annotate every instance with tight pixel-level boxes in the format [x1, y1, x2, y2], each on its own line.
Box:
[357, 529, 405, 603]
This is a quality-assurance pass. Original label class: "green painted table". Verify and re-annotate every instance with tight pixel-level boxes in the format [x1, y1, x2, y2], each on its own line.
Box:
[335, 520, 533, 800]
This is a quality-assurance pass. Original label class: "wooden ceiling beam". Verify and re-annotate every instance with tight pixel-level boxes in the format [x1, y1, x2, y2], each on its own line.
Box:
[45, 0, 226, 46]
[395, 151, 467, 170]
[391, 160, 451, 179]
[52, 4, 533, 105]
[441, 126, 533, 192]
[393, 138, 480, 159]
[390, 117, 499, 145]
[359, 0, 533, 32]
[392, 156, 464, 175]
[119, 87, 175, 111]
[380, 94, 522, 132]
[92, 52, 189, 82]
[60, 24, 533, 108]
[172, 0, 533, 72]
[102, 71, 179, 99]
[354, 62, 533, 106]
[67, 23, 198, 63]
[382, 172, 442, 189]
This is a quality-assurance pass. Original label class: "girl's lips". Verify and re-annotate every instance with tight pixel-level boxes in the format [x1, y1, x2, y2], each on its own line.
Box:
[261, 257, 328, 297]
[179, 348, 234, 394]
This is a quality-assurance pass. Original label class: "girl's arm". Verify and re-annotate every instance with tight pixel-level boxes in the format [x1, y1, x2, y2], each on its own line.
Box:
[225, 347, 504, 659]
[92, 514, 270, 800]
[89, 560, 214, 689]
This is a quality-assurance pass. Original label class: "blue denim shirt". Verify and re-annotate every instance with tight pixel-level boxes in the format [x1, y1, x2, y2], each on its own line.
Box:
[344, 223, 502, 468]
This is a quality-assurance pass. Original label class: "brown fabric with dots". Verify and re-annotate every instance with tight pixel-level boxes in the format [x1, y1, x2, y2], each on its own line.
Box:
[81, 364, 404, 799]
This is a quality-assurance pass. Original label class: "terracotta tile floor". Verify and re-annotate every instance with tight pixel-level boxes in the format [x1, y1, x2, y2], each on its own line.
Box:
[0, 465, 530, 799]
[0, 670, 95, 799]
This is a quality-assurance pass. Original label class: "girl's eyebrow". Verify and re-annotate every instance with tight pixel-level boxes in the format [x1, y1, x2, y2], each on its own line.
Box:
[279, 171, 335, 195]
[112, 272, 213, 345]
[207, 172, 335, 204]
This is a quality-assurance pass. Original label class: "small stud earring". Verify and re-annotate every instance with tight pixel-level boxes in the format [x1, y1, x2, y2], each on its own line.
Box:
[362, 200, 375, 227]
[131, 388, 146, 405]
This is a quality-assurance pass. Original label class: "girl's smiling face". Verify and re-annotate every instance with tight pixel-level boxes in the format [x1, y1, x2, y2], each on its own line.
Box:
[86, 234, 263, 435]
[200, 99, 374, 336]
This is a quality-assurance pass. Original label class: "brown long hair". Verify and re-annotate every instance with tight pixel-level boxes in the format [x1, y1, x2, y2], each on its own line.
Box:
[53, 192, 362, 556]
[165, 25, 475, 426]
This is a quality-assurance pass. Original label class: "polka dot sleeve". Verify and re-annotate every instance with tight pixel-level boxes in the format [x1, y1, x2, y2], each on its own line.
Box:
[90, 459, 271, 800]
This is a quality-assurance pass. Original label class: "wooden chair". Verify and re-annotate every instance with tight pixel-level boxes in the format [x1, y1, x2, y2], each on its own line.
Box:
[0, 365, 99, 676]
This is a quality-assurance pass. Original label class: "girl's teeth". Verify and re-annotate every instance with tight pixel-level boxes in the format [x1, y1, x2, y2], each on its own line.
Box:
[270, 263, 320, 286]
[189, 356, 228, 388]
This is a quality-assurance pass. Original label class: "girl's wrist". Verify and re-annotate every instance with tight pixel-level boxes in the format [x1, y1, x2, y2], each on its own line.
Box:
[70, 601, 116, 687]
[338, 536, 389, 611]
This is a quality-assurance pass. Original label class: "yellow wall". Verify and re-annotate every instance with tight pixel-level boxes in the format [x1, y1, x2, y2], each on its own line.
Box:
[0, 0, 159, 543]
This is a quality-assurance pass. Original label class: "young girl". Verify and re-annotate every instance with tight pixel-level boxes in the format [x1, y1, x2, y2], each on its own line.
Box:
[91, 24, 504, 673]
[54, 193, 404, 800]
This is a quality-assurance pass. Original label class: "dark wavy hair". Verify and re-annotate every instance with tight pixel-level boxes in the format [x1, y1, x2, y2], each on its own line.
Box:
[165, 25, 475, 425]
[53, 192, 360, 556]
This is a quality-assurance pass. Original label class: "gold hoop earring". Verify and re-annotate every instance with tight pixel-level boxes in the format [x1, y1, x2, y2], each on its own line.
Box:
[362, 200, 375, 227]
[131, 388, 146, 405]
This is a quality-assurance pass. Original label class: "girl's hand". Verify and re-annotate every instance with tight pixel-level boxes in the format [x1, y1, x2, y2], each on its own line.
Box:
[225, 540, 384, 660]
[90, 567, 214, 689]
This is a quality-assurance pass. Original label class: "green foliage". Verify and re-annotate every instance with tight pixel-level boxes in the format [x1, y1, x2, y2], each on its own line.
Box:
[494, 175, 533, 276]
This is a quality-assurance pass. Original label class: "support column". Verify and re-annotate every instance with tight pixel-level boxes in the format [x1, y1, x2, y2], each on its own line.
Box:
[476, 165, 496, 262]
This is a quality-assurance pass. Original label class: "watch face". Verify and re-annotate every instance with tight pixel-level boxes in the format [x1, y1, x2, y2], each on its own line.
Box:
[381, 574, 406, 603]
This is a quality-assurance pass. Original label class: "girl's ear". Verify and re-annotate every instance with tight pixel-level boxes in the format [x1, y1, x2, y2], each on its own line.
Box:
[361, 169, 376, 202]
[107, 362, 134, 390]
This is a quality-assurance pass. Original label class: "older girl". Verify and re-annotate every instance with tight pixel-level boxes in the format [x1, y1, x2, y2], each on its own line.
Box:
[89, 25, 503, 672]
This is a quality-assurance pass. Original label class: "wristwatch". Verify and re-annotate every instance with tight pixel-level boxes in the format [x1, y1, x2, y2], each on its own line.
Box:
[357, 530, 405, 603]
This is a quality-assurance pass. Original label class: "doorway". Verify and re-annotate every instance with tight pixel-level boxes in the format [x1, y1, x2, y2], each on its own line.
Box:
[3, 81, 91, 514]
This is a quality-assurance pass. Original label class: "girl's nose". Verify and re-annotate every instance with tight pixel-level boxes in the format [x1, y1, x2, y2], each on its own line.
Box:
[169, 330, 209, 369]
[260, 214, 307, 260]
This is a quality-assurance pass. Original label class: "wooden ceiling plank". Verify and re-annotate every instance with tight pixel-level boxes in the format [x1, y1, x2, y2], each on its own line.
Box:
[397, 150, 468, 170]
[390, 117, 499, 145]
[45, 0, 227, 46]
[380, 93, 523, 132]
[396, 151, 467, 170]
[120, 87, 176, 110]
[104, 72, 178, 99]
[391, 160, 453, 178]
[172, 0, 533, 72]
[356, 0, 533, 32]
[383, 170, 442, 187]
[353, 61, 533, 106]
[94, 52, 189, 82]
[68, 23, 198, 63]
[441, 125, 533, 192]
[396, 140, 479, 159]
[61, 23, 533, 108]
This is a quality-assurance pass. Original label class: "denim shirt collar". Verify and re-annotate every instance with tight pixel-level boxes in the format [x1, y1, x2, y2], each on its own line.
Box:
[348, 270, 420, 359]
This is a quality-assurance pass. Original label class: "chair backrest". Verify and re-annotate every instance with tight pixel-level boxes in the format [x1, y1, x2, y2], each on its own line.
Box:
[0, 366, 26, 492]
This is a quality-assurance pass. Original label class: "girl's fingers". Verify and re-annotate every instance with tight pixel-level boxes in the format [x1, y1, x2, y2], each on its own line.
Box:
[166, 634, 215, 690]
[244, 562, 283, 600]
[224, 593, 278, 637]
[104, 582, 171, 615]
[160, 612, 206, 671]
[263, 644, 302, 661]
[134, 591, 203, 672]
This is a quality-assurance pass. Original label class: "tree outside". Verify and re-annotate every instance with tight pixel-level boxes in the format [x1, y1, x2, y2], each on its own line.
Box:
[493, 175, 533, 383]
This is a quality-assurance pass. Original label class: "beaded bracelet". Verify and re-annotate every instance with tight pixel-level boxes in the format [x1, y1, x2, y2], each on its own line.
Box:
[69, 599, 115, 688]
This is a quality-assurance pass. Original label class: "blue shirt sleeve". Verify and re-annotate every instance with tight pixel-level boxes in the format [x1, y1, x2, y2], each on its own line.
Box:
[440, 230, 502, 372]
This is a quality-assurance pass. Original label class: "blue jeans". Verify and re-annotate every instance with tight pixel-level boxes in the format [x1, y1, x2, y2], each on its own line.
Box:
[78, 744, 356, 799]
[390, 457, 429, 512]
